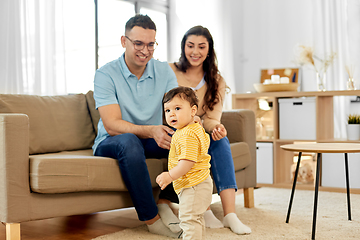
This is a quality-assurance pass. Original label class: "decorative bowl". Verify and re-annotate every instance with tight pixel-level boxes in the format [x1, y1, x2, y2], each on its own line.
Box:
[253, 83, 299, 93]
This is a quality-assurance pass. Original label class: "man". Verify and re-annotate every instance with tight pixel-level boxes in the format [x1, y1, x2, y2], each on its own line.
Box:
[93, 14, 181, 238]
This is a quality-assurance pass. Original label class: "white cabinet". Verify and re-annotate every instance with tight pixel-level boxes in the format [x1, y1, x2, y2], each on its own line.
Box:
[278, 97, 316, 140]
[349, 96, 360, 115]
[256, 142, 273, 184]
[321, 153, 360, 189]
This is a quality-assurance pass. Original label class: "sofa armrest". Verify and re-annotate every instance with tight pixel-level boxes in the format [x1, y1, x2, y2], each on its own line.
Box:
[221, 109, 256, 144]
[0, 114, 31, 223]
[221, 109, 256, 170]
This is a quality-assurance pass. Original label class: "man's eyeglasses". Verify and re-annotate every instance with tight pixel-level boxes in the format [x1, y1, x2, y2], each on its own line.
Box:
[125, 36, 158, 51]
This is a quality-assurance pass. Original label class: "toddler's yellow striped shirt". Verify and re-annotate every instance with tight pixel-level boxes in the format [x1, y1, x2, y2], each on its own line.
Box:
[168, 123, 211, 194]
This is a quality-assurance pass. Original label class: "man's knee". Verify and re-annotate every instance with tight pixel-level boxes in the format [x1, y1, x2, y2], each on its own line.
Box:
[113, 133, 145, 162]
[116, 133, 144, 151]
[116, 133, 141, 147]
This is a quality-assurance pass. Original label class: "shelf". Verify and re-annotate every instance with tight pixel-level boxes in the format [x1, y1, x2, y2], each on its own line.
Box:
[317, 138, 360, 143]
[233, 89, 360, 99]
[233, 90, 360, 192]
[271, 139, 360, 144]
[256, 139, 274, 142]
[275, 139, 317, 143]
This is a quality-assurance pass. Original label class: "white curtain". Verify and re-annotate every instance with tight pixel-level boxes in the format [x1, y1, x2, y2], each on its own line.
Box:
[0, 0, 66, 95]
[347, 0, 360, 89]
[313, 0, 360, 138]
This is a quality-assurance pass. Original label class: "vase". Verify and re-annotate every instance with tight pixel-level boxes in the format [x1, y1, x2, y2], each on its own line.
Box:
[346, 124, 360, 141]
[316, 72, 326, 91]
[256, 118, 264, 139]
[347, 78, 356, 90]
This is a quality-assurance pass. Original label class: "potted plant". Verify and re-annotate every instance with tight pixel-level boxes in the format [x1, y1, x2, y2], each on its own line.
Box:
[347, 114, 360, 140]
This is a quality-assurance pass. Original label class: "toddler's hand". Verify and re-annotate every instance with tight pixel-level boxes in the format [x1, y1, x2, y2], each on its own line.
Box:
[156, 172, 173, 190]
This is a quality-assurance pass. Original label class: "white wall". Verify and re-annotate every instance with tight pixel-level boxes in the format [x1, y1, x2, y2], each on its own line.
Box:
[241, 0, 314, 93]
[168, 0, 222, 63]
[169, 0, 314, 109]
[347, 0, 360, 89]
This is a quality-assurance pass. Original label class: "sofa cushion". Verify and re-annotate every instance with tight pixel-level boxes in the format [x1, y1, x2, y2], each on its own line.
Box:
[230, 142, 252, 171]
[85, 90, 100, 134]
[0, 93, 95, 154]
[29, 149, 165, 194]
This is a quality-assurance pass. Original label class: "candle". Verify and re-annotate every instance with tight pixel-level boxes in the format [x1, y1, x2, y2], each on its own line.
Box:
[264, 79, 272, 84]
[271, 75, 280, 83]
[280, 77, 290, 83]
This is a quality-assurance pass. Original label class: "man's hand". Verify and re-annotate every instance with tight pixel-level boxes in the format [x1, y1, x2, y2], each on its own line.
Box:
[151, 125, 174, 150]
[156, 172, 173, 190]
[211, 124, 227, 141]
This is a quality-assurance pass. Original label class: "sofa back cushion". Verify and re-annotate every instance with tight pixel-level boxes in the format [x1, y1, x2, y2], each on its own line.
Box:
[0, 93, 95, 155]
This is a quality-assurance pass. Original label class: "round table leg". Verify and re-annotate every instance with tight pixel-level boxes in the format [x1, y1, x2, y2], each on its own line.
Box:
[344, 153, 352, 221]
[286, 152, 302, 223]
[312, 152, 321, 240]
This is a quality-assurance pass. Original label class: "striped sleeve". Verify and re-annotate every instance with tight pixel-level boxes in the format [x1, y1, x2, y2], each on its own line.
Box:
[175, 134, 200, 162]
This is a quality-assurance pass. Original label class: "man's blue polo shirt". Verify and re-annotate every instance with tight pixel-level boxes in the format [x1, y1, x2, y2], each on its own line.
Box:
[92, 54, 178, 154]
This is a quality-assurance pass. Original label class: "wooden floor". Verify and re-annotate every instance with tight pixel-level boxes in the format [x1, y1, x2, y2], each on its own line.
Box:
[0, 207, 143, 240]
[0, 192, 239, 240]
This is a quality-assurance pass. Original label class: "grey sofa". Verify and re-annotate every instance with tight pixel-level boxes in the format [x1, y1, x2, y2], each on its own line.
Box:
[0, 91, 256, 240]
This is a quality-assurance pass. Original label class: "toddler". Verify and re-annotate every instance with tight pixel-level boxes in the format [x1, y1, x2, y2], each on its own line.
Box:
[156, 86, 213, 240]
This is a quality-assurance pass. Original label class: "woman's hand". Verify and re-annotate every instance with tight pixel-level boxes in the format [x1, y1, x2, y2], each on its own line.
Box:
[211, 124, 227, 141]
[194, 116, 202, 126]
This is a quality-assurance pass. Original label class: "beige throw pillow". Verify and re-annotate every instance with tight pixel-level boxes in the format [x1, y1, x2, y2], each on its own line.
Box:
[0, 93, 95, 155]
[85, 90, 100, 135]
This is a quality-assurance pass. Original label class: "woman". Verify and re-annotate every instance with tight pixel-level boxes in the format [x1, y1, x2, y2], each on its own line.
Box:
[169, 26, 251, 235]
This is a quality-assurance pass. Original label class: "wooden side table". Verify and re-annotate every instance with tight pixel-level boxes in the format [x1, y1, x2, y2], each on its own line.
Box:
[280, 143, 360, 240]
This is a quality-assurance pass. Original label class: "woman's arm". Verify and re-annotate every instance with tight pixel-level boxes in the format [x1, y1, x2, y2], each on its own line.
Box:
[202, 77, 227, 134]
